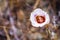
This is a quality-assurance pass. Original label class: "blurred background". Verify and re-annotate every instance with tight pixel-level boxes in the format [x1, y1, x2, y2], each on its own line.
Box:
[0, 0, 60, 40]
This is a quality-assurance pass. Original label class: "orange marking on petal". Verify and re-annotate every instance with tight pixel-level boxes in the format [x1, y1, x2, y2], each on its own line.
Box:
[36, 16, 45, 23]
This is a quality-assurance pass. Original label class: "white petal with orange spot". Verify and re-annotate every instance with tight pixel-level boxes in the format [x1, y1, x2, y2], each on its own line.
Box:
[30, 8, 50, 27]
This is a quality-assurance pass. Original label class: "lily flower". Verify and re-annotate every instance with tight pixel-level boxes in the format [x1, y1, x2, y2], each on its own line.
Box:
[30, 8, 50, 27]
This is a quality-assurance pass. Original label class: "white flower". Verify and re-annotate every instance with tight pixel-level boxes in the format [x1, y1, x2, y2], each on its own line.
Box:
[30, 8, 50, 27]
